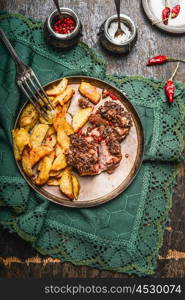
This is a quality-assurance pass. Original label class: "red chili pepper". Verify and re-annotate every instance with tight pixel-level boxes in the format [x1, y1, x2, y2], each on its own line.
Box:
[165, 80, 175, 103]
[147, 55, 168, 66]
[165, 63, 179, 103]
[171, 5, 181, 18]
[162, 0, 171, 25]
[147, 55, 185, 66]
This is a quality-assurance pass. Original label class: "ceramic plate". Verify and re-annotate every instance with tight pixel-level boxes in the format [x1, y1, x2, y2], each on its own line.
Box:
[142, 0, 185, 34]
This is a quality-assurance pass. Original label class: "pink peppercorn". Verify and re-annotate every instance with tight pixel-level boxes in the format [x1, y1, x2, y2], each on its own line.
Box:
[53, 17, 76, 34]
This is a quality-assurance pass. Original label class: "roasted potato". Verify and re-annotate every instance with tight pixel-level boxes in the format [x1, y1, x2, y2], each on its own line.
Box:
[12, 128, 30, 158]
[47, 178, 60, 186]
[30, 124, 49, 148]
[45, 134, 57, 148]
[55, 104, 63, 113]
[39, 109, 56, 125]
[51, 153, 67, 171]
[46, 78, 68, 96]
[12, 129, 21, 160]
[59, 168, 74, 200]
[60, 117, 74, 135]
[53, 112, 74, 135]
[72, 107, 93, 133]
[46, 126, 56, 137]
[35, 151, 55, 185]
[61, 101, 71, 117]
[19, 103, 39, 131]
[54, 87, 74, 106]
[29, 145, 52, 167]
[55, 143, 64, 156]
[57, 129, 71, 153]
[38, 96, 54, 107]
[79, 82, 101, 104]
[49, 170, 62, 178]
[21, 147, 33, 177]
[72, 174, 80, 200]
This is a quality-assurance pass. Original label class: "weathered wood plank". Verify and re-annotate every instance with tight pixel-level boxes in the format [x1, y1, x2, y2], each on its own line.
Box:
[0, 0, 185, 278]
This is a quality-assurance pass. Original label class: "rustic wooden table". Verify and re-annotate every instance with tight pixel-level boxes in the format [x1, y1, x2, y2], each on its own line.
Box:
[0, 0, 185, 278]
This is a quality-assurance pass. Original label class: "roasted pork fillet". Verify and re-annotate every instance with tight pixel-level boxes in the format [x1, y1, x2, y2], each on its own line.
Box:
[67, 101, 132, 176]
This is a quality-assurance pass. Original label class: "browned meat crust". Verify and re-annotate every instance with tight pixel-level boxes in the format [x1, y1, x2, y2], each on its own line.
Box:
[78, 98, 92, 109]
[67, 101, 132, 176]
[67, 134, 100, 176]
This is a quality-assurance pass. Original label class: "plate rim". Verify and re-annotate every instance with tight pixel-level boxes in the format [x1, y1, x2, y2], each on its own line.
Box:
[142, 0, 185, 34]
[14, 75, 145, 208]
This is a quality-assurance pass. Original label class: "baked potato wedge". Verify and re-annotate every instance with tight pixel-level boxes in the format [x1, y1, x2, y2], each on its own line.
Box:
[35, 151, 55, 185]
[49, 170, 62, 178]
[39, 109, 56, 125]
[46, 126, 56, 137]
[21, 147, 33, 177]
[12, 129, 21, 160]
[59, 117, 74, 135]
[46, 78, 68, 96]
[51, 153, 67, 171]
[57, 129, 71, 153]
[55, 143, 64, 156]
[79, 82, 101, 104]
[19, 103, 39, 131]
[61, 101, 71, 117]
[45, 134, 57, 148]
[72, 107, 93, 133]
[55, 104, 63, 113]
[72, 174, 80, 200]
[54, 87, 74, 106]
[12, 128, 30, 158]
[29, 145, 52, 167]
[53, 112, 74, 135]
[38, 96, 54, 107]
[30, 124, 49, 148]
[59, 168, 74, 200]
[47, 178, 60, 186]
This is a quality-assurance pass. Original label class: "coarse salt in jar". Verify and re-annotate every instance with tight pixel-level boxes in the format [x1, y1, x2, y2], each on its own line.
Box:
[99, 14, 137, 54]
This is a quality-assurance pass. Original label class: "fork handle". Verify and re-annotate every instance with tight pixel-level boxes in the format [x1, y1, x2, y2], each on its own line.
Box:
[0, 27, 23, 67]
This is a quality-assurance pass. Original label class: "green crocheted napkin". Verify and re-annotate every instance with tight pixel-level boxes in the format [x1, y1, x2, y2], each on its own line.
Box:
[0, 12, 185, 276]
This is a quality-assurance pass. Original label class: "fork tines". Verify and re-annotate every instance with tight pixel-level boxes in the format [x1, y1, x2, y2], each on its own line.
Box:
[18, 68, 54, 120]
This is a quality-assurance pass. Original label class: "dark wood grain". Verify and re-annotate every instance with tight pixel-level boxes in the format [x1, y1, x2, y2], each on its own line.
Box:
[0, 0, 185, 278]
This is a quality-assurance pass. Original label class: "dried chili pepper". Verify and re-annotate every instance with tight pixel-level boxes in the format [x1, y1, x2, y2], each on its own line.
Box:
[147, 55, 185, 66]
[165, 62, 179, 103]
[162, 0, 171, 25]
[147, 55, 168, 66]
[171, 4, 181, 18]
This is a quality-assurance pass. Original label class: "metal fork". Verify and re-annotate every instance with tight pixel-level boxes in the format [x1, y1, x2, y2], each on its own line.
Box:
[0, 27, 54, 119]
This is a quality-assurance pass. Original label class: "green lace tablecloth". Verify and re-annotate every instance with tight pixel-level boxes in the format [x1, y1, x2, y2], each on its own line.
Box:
[0, 12, 185, 276]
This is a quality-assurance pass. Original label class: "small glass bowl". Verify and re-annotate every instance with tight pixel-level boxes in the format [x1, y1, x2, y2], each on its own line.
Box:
[99, 14, 137, 54]
[44, 7, 82, 49]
